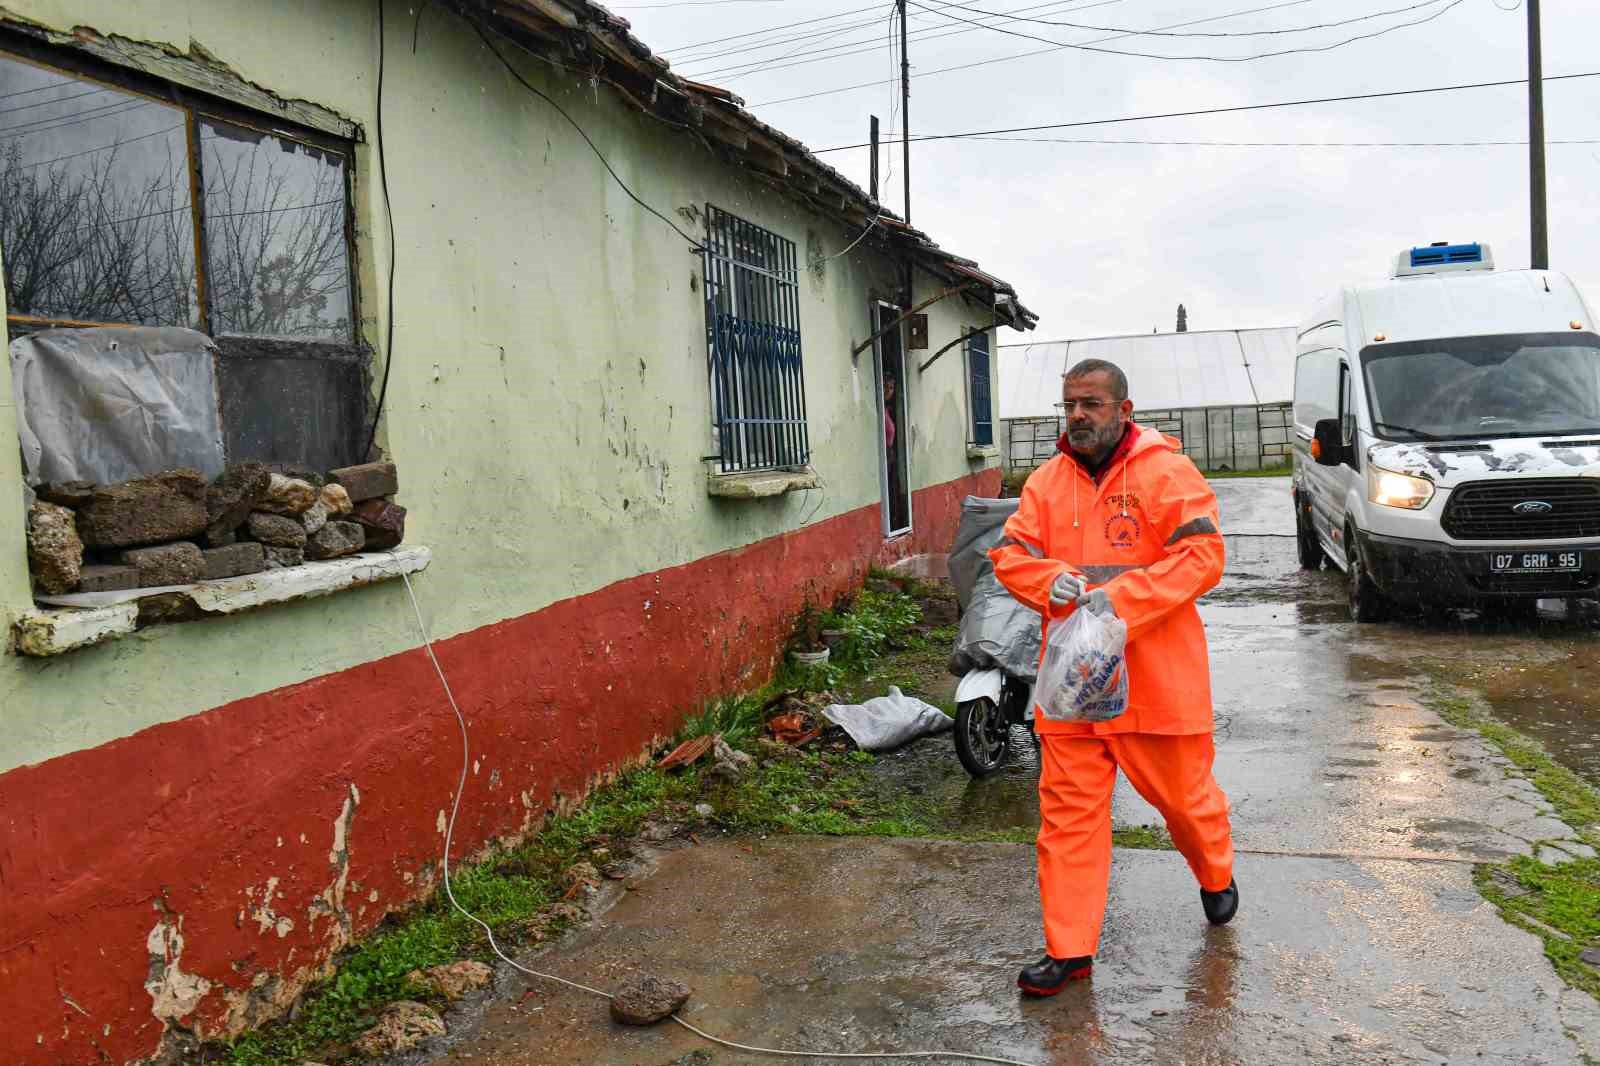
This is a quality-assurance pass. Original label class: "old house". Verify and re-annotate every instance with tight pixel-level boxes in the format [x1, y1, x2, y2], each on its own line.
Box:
[0, 1, 1035, 1063]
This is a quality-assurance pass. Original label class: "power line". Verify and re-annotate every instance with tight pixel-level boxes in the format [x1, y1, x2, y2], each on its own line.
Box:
[661, 2, 882, 56]
[811, 70, 1600, 152]
[17, 124, 185, 169]
[742, 0, 1318, 90]
[965, 134, 1600, 147]
[924, 0, 1455, 37]
[678, 0, 1118, 68]
[749, 0, 1343, 105]
[0, 99, 157, 137]
[906, 0, 1467, 64]
[693, 0, 1132, 79]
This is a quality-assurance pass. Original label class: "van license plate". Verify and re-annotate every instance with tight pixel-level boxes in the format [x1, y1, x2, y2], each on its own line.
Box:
[1490, 551, 1582, 573]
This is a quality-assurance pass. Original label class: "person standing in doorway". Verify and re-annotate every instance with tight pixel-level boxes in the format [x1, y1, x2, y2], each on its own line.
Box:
[883, 373, 903, 527]
[990, 358, 1236, 996]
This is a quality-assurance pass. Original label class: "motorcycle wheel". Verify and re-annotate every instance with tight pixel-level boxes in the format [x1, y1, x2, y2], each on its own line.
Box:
[955, 697, 1011, 777]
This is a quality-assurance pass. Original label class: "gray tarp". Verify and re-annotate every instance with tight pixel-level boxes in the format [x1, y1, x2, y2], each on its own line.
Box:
[821, 687, 952, 751]
[11, 326, 225, 485]
[946, 495, 1042, 682]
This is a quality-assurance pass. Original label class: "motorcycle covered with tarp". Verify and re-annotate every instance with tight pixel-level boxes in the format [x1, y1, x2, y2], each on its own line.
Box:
[947, 495, 1042, 775]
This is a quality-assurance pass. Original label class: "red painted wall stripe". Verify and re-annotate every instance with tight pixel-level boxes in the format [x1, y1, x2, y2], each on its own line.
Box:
[0, 468, 997, 1066]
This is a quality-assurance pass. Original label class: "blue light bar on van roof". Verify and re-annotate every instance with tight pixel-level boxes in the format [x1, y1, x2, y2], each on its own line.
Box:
[1409, 242, 1483, 268]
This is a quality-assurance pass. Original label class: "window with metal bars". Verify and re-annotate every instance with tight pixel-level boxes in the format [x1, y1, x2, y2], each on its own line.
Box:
[966, 331, 993, 446]
[702, 205, 809, 474]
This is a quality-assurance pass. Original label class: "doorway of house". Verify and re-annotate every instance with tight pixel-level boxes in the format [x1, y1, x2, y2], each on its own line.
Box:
[872, 302, 912, 536]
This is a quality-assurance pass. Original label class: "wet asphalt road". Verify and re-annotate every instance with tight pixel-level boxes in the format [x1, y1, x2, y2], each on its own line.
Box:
[424, 477, 1600, 1065]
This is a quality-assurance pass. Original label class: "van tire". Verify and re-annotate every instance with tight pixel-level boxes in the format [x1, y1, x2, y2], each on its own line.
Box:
[1347, 530, 1390, 623]
[1295, 503, 1324, 570]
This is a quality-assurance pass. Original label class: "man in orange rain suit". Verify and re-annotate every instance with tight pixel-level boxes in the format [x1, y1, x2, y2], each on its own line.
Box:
[991, 357, 1237, 997]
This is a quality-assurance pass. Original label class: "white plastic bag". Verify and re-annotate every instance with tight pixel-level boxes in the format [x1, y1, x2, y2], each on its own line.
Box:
[1033, 607, 1130, 722]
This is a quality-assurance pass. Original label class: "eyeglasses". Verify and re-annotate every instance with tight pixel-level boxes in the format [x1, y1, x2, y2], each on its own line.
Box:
[1054, 399, 1115, 413]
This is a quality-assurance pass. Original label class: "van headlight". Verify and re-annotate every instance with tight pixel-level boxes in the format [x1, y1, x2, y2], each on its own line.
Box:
[1367, 463, 1435, 509]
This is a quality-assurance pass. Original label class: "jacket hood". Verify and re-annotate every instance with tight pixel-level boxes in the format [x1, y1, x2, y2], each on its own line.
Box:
[1055, 422, 1176, 469]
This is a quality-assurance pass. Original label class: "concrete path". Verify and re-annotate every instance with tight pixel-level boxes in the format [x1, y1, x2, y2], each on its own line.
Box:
[424, 477, 1600, 1065]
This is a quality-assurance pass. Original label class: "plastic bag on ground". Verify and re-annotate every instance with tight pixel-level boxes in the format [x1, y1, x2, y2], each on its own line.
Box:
[1033, 607, 1129, 723]
[821, 686, 953, 751]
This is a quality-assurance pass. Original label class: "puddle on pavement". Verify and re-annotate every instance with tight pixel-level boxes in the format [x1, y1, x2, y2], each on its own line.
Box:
[867, 531, 1600, 836]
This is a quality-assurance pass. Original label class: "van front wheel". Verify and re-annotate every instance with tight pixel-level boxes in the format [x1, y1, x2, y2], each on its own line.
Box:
[1347, 532, 1390, 623]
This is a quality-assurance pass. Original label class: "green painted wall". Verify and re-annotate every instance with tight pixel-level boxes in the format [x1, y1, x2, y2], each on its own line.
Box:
[0, 0, 1009, 773]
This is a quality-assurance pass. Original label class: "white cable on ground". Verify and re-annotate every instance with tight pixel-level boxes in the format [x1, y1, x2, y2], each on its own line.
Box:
[398, 569, 1043, 1066]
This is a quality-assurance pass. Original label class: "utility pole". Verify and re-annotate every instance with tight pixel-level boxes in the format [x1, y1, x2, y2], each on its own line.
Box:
[898, 0, 910, 225]
[869, 115, 880, 203]
[1528, 0, 1548, 269]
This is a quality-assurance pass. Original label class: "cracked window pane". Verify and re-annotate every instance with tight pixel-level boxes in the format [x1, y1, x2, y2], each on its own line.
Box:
[201, 118, 352, 342]
[0, 54, 198, 326]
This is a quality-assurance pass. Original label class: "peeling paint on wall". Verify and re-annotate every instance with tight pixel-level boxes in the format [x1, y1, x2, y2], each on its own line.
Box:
[143, 911, 212, 1025]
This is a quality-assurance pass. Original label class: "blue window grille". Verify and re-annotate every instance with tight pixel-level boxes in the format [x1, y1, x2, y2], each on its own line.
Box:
[967, 330, 993, 446]
[702, 205, 809, 474]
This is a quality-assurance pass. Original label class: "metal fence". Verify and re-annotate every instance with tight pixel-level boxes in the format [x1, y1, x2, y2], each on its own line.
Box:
[702, 204, 810, 474]
[1003, 401, 1293, 474]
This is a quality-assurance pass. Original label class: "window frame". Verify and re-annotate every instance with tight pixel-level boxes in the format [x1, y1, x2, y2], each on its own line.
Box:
[0, 31, 360, 343]
[963, 328, 994, 447]
[701, 203, 810, 475]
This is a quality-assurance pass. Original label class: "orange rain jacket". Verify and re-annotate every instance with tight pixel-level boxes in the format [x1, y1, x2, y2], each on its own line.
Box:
[990, 423, 1225, 736]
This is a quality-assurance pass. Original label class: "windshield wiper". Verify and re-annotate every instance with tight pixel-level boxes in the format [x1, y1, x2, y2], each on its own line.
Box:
[1373, 421, 1447, 441]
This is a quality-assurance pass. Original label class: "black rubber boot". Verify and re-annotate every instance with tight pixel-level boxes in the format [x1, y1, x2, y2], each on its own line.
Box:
[1201, 879, 1239, 925]
[1017, 954, 1092, 996]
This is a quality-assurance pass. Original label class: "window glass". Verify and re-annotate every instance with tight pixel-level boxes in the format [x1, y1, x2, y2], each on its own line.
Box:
[1294, 350, 1340, 430]
[1338, 363, 1355, 445]
[967, 331, 993, 446]
[201, 119, 351, 341]
[0, 54, 197, 325]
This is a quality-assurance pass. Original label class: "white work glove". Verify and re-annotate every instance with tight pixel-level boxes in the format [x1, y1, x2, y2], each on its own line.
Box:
[1076, 588, 1116, 617]
[1049, 571, 1085, 607]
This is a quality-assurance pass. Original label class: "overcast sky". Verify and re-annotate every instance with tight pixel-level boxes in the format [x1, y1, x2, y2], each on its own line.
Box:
[611, 0, 1599, 341]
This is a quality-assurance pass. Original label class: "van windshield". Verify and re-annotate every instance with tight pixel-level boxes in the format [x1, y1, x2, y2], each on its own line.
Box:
[1361, 332, 1600, 442]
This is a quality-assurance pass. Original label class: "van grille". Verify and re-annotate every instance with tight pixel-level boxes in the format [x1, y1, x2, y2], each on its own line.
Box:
[1442, 479, 1600, 541]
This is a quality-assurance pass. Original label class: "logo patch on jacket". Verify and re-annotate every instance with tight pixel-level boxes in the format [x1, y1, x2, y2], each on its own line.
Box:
[1105, 513, 1142, 549]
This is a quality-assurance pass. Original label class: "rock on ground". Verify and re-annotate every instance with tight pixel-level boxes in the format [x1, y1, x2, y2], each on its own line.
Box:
[76, 469, 207, 549]
[27, 501, 83, 593]
[306, 520, 365, 560]
[351, 1000, 445, 1056]
[119, 542, 204, 587]
[609, 974, 690, 1025]
[247, 512, 307, 548]
[406, 960, 493, 1001]
[256, 474, 318, 516]
[205, 462, 270, 544]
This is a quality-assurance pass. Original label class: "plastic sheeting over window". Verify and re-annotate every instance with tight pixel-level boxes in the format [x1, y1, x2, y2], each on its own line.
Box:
[10, 326, 225, 485]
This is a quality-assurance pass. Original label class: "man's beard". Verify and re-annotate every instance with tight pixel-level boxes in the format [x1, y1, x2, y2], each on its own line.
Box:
[1068, 419, 1123, 460]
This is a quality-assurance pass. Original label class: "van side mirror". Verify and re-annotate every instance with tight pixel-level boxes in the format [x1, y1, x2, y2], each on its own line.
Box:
[1311, 419, 1345, 466]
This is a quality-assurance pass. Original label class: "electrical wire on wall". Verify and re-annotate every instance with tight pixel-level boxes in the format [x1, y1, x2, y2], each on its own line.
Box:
[363, 0, 400, 463]
[462, 14, 704, 251]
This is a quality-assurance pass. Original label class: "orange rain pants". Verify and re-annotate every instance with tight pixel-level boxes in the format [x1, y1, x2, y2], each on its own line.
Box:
[1037, 731, 1234, 959]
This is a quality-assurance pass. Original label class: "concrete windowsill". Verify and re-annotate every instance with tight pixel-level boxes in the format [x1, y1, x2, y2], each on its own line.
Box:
[706, 468, 821, 499]
[967, 444, 1000, 460]
[12, 547, 432, 658]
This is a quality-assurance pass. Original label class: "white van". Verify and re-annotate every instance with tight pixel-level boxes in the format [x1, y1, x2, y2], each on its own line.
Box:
[1292, 242, 1600, 621]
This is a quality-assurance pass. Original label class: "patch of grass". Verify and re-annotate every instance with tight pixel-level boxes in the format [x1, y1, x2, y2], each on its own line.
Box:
[1425, 688, 1600, 844]
[1420, 682, 1600, 1005]
[1203, 463, 1293, 479]
[677, 693, 766, 746]
[1476, 858, 1600, 1002]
